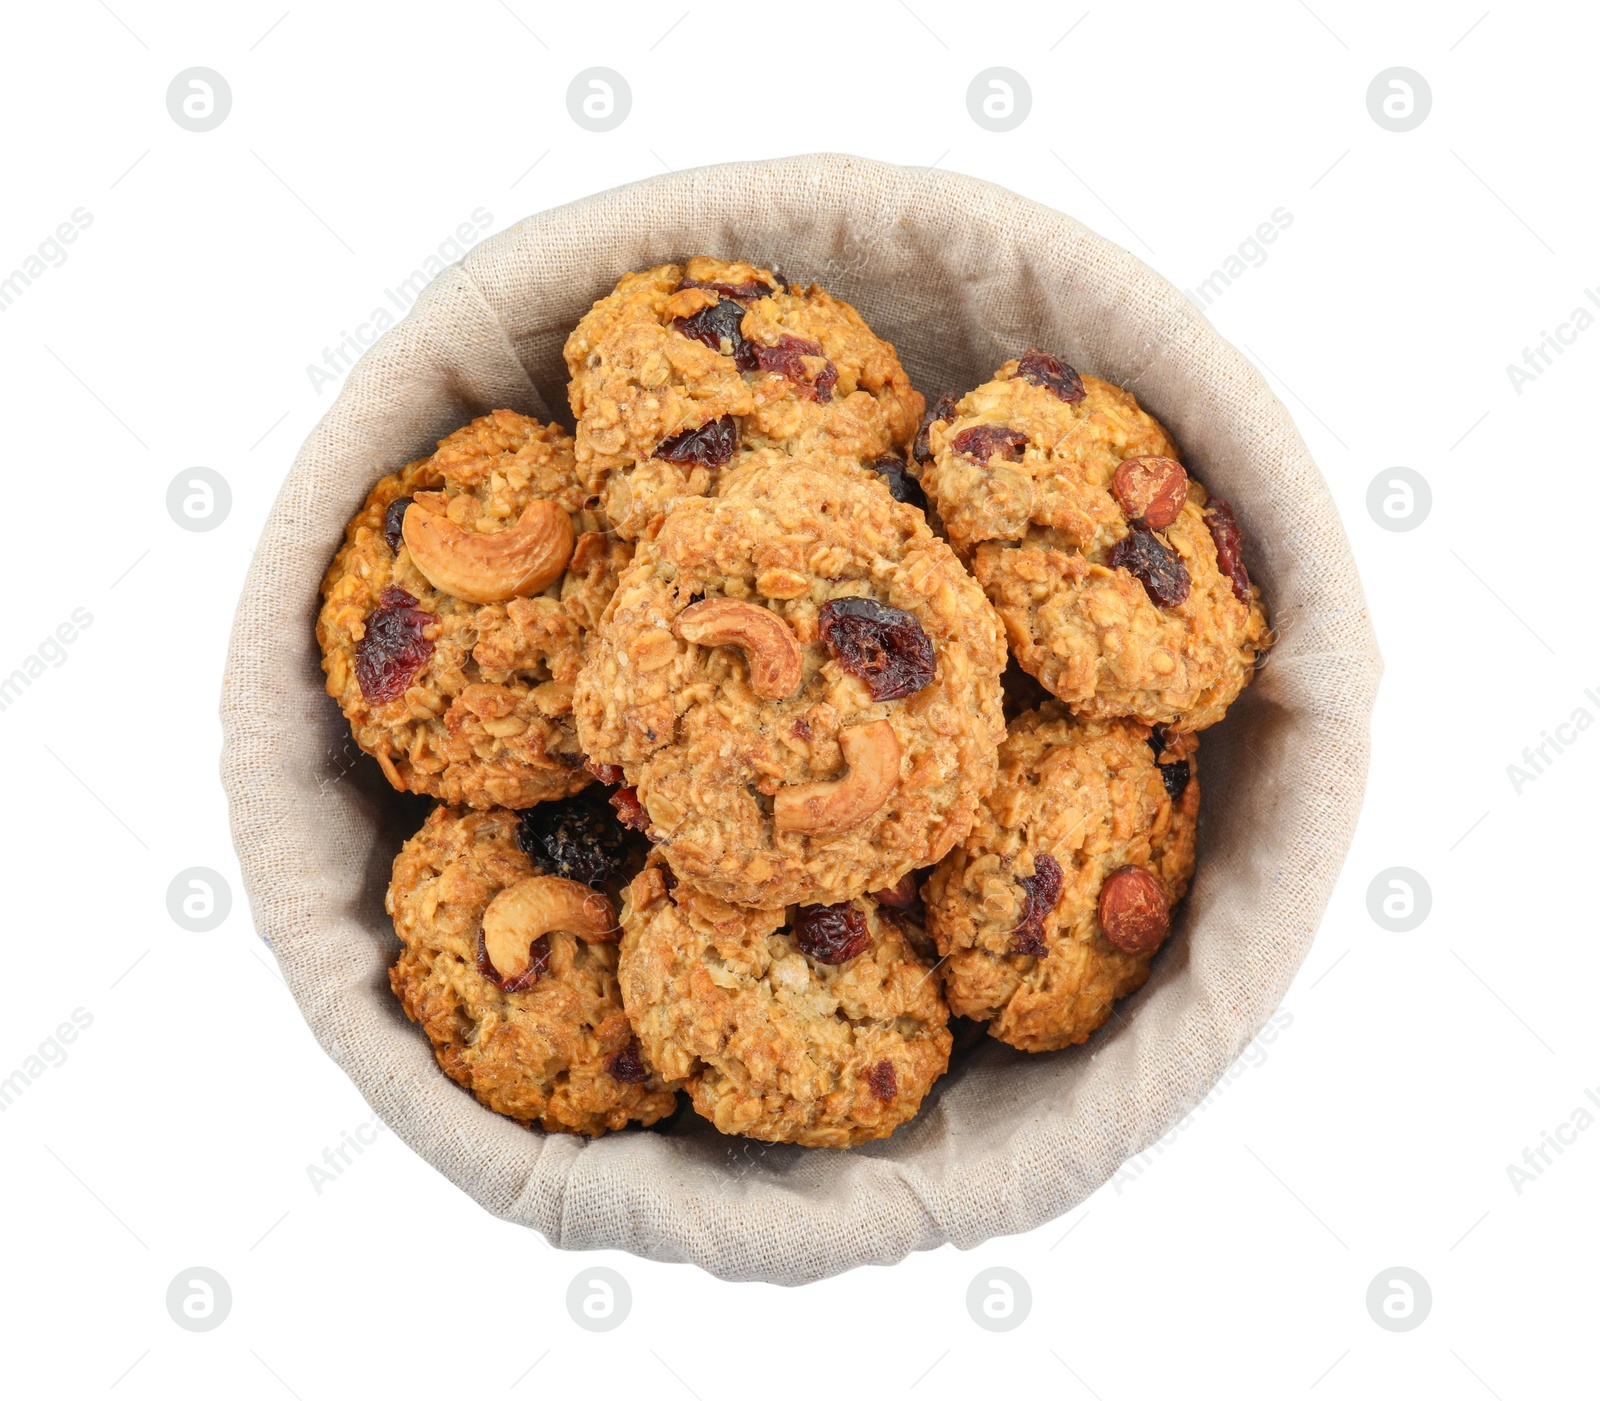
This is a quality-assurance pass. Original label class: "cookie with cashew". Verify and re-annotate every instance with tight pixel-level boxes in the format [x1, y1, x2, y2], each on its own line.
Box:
[922, 704, 1198, 1053]
[618, 859, 951, 1147]
[915, 352, 1271, 731]
[387, 805, 677, 1135]
[318, 410, 632, 809]
[573, 456, 1007, 908]
[564, 256, 924, 538]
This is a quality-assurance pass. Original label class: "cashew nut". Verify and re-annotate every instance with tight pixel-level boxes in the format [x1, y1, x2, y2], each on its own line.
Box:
[480, 875, 618, 982]
[402, 495, 575, 604]
[773, 719, 902, 834]
[672, 598, 802, 699]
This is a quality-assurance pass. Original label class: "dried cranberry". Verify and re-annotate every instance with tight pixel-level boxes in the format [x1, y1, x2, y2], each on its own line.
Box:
[870, 873, 921, 910]
[679, 275, 776, 302]
[1159, 759, 1191, 803]
[517, 794, 627, 886]
[1011, 853, 1063, 957]
[865, 454, 928, 513]
[654, 416, 739, 467]
[818, 597, 936, 702]
[950, 424, 1028, 464]
[866, 1060, 897, 1102]
[605, 1042, 650, 1084]
[354, 586, 435, 705]
[585, 760, 625, 786]
[608, 786, 650, 834]
[913, 392, 958, 465]
[672, 299, 758, 370]
[382, 496, 413, 553]
[478, 930, 551, 994]
[793, 902, 872, 964]
[1015, 348, 1086, 403]
[753, 335, 837, 402]
[1205, 498, 1252, 602]
[1107, 528, 1191, 609]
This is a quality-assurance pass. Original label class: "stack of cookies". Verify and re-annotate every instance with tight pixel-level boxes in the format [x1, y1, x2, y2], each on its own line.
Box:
[317, 258, 1271, 1149]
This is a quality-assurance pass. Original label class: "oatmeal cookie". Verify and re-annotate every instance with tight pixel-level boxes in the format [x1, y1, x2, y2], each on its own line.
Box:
[318, 410, 632, 809]
[923, 704, 1198, 1053]
[387, 805, 677, 1135]
[565, 256, 924, 537]
[572, 457, 1007, 908]
[618, 861, 951, 1147]
[916, 352, 1270, 731]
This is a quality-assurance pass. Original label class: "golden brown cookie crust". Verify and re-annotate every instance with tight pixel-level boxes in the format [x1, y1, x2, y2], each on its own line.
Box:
[618, 862, 951, 1147]
[920, 359, 1270, 731]
[565, 256, 924, 538]
[386, 805, 677, 1135]
[318, 410, 632, 809]
[573, 457, 1007, 908]
[923, 705, 1198, 1053]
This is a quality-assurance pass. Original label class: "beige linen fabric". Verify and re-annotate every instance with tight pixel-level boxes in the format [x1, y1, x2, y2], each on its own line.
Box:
[220, 154, 1380, 1284]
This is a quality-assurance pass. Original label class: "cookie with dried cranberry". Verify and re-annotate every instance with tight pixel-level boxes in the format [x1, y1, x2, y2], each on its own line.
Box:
[318, 410, 632, 809]
[916, 351, 1270, 731]
[618, 860, 950, 1147]
[386, 805, 677, 1135]
[572, 457, 1007, 908]
[564, 256, 924, 538]
[922, 704, 1197, 1053]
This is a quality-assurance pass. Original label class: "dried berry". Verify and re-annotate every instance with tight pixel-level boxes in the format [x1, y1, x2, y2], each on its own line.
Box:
[1107, 528, 1191, 609]
[817, 597, 936, 702]
[605, 1042, 649, 1084]
[1011, 852, 1063, 957]
[679, 274, 776, 302]
[793, 902, 872, 964]
[1015, 348, 1085, 403]
[1205, 497, 1252, 602]
[585, 760, 625, 786]
[870, 872, 921, 910]
[478, 930, 551, 994]
[1098, 866, 1170, 955]
[1159, 759, 1190, 803]
[913, 392, 958, 465]
[950, 424, 1028, 464]
[383, 495, 413, 553]
[517, 794, 628, 886]
[354, 586, 435, 705]
[866, 1059, 898, 1102]
[1112, 456, 1188, 530]
[753, 335, 837, 402]
[654, 416, 739, 467]
[865, 453, 928, 512]
[671, 299, 758, 370]
[610, 786, 650, 834]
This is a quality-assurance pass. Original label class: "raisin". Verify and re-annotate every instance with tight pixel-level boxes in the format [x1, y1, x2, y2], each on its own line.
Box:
[1205, 497, 1252, 602]
[1015, 348, 1086, 403]
[817, 597, 936, 702]
[950, 424, 1028, 464]
[1011, 852, 1063, 957]
[478, 930, 551, 994]
[866, 1059, 898, 1102]
[1108, 528, 1191, 609]
[753, 335, 837, 402]
[610, 786, 650, 834]
[865, 453, 928, 513]
[1160, 759, 1190, 802]
[793, 902, 872, 964]
[354, 586, 435, 705]
[679, 275, 776, 302]
[913, 392, 958, 465]
[671, 299, 758, 370]
[382, 496, 413, 553]
[654, 416, 739, 467]
[605, 1042, 650, 1084]
[517, 794, 628, 886]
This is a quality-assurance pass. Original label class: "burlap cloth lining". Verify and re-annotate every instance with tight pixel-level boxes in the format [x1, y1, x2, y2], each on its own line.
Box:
[220, 154, 1379, 1284]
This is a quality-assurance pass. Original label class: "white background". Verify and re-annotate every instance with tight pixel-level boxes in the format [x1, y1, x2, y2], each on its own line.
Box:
[2, 1, 1594, 1396]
